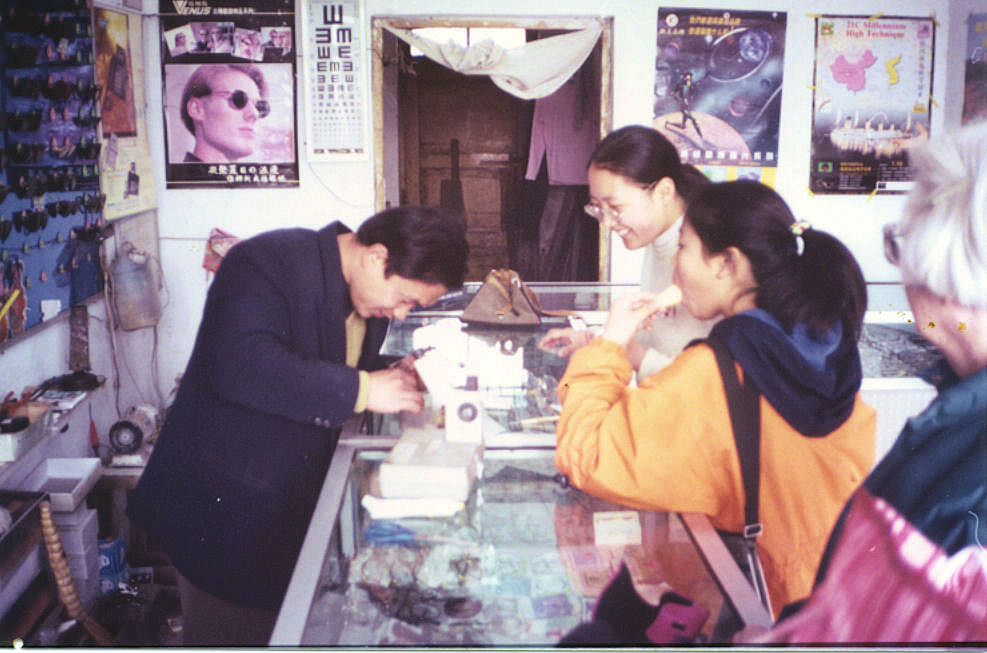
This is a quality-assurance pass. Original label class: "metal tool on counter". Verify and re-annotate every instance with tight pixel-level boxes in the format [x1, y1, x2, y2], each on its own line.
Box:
[388, 346, 435, 368]
[507, 414, 560, 430]
[88, 405, 99, 457]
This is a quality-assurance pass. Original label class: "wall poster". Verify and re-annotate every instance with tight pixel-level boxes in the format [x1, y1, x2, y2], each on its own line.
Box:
[301, 0, 368, 161]
[94, 7, 157, 219]
[159, 0, 298, 188]
[653, 8, 786, 187]
[809, 15, 934, 195]
[963, 13, 987, 125]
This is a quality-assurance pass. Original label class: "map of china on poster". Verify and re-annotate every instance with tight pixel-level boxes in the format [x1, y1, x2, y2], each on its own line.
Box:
[809, 15, 935, 195]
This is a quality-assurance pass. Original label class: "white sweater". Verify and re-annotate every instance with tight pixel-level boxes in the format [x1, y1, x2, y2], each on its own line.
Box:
[635, 217, 719, 379]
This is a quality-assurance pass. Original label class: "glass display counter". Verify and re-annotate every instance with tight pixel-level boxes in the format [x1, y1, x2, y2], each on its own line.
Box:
[273, 442, 776, 645]
[374, 282, 637, 448]
[271, 283, 774, 646]
[271, 281, 938, 645]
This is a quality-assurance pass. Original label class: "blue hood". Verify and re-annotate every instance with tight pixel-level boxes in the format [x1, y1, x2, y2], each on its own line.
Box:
[708, 309, 862, 436]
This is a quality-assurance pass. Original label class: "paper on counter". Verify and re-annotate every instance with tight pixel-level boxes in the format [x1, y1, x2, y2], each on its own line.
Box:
[593, 510, 642, 546]
[361, 494, 464, 520]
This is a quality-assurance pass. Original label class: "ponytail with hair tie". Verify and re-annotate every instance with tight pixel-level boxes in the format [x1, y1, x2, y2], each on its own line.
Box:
[790, 221, 811, 257]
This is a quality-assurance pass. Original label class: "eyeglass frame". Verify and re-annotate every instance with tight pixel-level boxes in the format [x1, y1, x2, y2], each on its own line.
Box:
[208, 89, 270, 118]
[882, 223, 901, 266]
[583, 201, 620, 223]
[583, 180, 659, 224]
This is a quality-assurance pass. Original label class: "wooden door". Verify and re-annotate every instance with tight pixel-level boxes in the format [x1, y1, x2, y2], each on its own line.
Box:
[373, 16, 613, 281]
[399, 58, 530, 281]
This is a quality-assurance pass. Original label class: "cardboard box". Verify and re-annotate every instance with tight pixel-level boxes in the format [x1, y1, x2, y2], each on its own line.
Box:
[24, 458, 100, 512]
[0, 409, 52, 462]
[54, 507, 98, 555]
[377, 429, 481, 501]
[68, 544, 99, 580]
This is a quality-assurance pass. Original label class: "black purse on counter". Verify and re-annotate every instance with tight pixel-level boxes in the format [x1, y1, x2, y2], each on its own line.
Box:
[706, 334, 773, 617]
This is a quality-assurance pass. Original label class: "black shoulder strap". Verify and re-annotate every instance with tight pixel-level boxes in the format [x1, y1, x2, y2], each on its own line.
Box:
[706, 334, 762, 539]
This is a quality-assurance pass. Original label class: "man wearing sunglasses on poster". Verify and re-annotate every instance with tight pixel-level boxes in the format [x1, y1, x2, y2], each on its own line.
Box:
[180, 63, 271, 163]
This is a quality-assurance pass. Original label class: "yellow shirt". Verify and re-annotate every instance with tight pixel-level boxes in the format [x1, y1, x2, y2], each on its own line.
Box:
[345, 311, 370, 412]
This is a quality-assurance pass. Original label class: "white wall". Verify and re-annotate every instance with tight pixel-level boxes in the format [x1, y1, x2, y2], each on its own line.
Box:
[165, 0, 976, 391]
[0, 0, 973, 431]
[149, 0, 968, 391]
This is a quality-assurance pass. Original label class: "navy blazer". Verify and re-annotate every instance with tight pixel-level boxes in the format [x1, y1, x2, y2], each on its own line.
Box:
[128, 222, 390, 609]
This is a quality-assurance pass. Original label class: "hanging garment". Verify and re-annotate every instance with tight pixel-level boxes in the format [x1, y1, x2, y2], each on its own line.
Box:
[525, 65, 599, 186]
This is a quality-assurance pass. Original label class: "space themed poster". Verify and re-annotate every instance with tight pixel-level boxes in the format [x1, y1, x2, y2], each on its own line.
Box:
[653, 8, 786, 187]
[809, 16, 935, 195]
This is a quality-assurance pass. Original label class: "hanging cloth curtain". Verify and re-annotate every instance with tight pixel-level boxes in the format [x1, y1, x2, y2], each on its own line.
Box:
[384, 25, 602, 100]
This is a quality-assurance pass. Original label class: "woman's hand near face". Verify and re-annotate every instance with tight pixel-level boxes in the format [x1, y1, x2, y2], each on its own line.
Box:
[625, 339, 647, 370]
[537, 328, 593, 357]
[601, 292, 668, 346]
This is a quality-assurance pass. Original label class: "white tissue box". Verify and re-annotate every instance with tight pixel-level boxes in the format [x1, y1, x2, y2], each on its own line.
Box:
[24, 458, 101, 512]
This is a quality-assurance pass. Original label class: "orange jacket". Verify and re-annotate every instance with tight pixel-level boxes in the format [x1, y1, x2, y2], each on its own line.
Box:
[555, 338, 876, 616]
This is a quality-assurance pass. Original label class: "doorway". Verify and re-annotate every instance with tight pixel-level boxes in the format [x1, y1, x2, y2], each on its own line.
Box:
[371, 16, 613, 282]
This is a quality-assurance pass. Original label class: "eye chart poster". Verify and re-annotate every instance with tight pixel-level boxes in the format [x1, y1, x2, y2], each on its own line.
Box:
[963, 13, 987, 125]
[159, 0, 299, 188]
[302, 0, 368, 160]
[653, 8, 787, 187]
[809, 16, 935, 195]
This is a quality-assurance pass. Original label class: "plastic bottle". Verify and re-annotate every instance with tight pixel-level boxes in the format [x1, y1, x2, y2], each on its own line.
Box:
[110, 242, 161, 330]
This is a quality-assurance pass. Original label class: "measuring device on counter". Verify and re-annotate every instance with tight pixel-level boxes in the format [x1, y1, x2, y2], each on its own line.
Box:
[108, 404, 160, 464]
[108, 420, 142, 454]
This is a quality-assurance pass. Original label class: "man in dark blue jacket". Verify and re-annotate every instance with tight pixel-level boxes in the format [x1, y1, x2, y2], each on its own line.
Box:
[127, 206, 469, 645]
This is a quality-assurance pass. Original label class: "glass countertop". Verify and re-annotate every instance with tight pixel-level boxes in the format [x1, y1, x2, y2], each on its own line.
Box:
[293, 448, 736, 646]
[383, 281, 941, 382]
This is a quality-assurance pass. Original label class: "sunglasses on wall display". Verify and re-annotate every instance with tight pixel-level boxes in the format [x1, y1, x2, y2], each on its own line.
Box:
[7, 142, 46, 164]
[6, 110, 43, 132]
[73, 106, 100, 127]
[46, 198, 81, 218]
[5, 44, 39, 67]
[211, 89, 270, 118]
[7, 75, 44, 99]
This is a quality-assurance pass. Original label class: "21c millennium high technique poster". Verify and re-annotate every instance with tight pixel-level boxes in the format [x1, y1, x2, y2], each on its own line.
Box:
[809, 15, 935, 195]
[159, 0, 299, 188]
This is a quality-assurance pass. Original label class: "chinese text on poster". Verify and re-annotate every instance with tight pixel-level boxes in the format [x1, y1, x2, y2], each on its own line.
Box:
[159, 0, 299, 188]
[809, 15, 934, 195]
[654, 8, 786, 186]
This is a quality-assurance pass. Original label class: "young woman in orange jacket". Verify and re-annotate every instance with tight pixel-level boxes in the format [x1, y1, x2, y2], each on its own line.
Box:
[555, 180, 876, 617]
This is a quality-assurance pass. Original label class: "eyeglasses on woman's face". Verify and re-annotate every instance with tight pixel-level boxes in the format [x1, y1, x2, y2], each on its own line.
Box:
[583, 201, 621, 224]
[882, 223, 901, 266]
[210, 89, 270, 118]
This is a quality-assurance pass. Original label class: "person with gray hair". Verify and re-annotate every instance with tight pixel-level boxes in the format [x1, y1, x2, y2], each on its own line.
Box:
[743, 122, 987, 644]
[180, 63, 270, 163]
